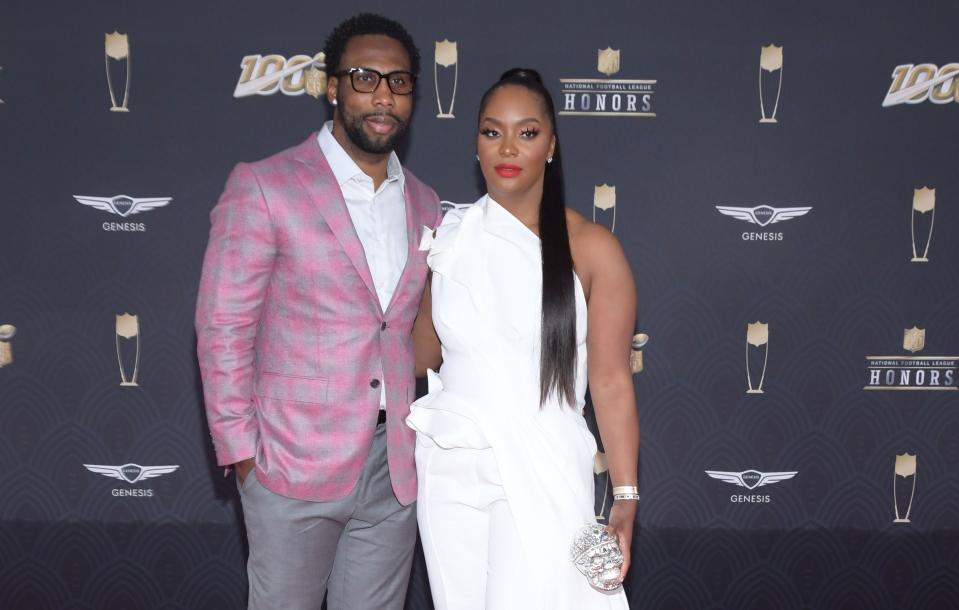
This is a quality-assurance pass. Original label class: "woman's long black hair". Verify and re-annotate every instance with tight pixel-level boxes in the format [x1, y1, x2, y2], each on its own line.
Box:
[478, 68, 577, 407]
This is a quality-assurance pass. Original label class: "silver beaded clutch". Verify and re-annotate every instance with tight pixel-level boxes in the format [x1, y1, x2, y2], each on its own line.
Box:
[570, 524, 624, 591]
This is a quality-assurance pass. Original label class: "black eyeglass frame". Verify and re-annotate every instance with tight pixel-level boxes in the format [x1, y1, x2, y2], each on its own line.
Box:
[333, 67, 416, 95]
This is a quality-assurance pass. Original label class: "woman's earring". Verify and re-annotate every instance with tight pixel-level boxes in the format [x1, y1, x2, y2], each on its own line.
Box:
[475, 154, 480, 161]
[547, 157, 553, 164]
[331, 98, 338, 106]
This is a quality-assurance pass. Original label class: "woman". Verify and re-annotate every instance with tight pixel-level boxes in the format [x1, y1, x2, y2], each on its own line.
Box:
[408, 68, 639, 609]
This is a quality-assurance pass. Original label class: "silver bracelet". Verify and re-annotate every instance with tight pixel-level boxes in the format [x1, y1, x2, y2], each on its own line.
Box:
[613, 493, 640, 501]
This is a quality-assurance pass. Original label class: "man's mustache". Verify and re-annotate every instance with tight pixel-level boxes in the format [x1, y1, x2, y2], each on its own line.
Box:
[362, 111, 406, 125]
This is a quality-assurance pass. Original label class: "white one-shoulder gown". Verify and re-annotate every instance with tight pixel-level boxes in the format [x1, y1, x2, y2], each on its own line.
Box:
[407, 195, 630, 609]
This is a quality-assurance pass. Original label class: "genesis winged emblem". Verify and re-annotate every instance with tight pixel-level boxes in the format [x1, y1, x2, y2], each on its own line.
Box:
[705, 469, 797, 490]
[716, 205, 811, 227]
[73, 195, 172, 217]
[84, 463, 179, 484]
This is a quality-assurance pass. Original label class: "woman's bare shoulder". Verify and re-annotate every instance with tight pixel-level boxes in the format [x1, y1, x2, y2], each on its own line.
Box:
[566, 206, 622, 259]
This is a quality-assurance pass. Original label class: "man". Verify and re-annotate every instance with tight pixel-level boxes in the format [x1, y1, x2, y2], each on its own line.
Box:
[196, 13, 441, 609]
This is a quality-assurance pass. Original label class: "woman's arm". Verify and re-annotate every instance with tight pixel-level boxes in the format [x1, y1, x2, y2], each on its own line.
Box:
[412, 275, 442, 377]
[577, 221, 640, 581]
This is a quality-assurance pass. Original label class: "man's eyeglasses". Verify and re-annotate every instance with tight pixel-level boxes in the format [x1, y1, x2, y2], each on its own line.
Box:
[334, 68, 415, 95]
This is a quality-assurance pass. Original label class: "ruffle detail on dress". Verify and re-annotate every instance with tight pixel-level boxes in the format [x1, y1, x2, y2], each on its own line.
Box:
[405, 369, 491, 450]
[425, 204, 483, 276]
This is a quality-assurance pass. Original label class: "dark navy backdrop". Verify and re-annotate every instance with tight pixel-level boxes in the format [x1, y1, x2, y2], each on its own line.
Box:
[2, 1, 958, 608]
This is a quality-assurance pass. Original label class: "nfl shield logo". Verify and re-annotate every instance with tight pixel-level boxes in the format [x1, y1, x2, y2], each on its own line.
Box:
[593, 184, 616, 211]
[597, 48, 620, 77]
[304, 67, 326, 98]
[903, 327, 925, 353]
[760, 45, 783, 72]
[747, 322, 769, 347]
[912, 187, 935, 213]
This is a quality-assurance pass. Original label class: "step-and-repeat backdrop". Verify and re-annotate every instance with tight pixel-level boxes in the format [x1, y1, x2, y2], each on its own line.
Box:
[2, 1, 958, 608]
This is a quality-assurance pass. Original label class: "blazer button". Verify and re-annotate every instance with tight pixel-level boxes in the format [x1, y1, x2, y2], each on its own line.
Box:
[370, 379, 381, 389]
[381, 321, 387, 331]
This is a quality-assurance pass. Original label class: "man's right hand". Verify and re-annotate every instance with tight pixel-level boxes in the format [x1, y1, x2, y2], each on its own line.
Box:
[234, 457, 255, 485]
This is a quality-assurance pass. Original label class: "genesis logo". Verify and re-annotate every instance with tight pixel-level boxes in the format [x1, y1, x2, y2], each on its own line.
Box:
[73, 195, 172, 232]
[84, 463, 179, 483]
[706, 469, 797, 489]
[706, 469, 798, 503]
[74, 195, 172, 217]
[715, 205, 811, 227]
[715, 205, 811, 241]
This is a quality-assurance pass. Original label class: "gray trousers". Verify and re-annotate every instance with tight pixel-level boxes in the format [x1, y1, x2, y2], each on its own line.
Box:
[238, 423, 417, 610]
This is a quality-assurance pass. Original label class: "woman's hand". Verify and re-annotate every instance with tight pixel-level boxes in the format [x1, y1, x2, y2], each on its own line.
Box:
[606, 500, 637, 583]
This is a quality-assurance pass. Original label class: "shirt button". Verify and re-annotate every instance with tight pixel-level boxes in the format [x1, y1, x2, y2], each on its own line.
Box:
[370, 379, 381, 389]
[381, 321, 388, 331]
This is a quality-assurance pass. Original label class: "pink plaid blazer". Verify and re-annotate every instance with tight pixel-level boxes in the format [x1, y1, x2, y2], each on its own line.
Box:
[196, 133, 441, 504]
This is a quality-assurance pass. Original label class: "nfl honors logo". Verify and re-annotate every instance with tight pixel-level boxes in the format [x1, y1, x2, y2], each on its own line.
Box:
[559, 48, 656, 117]
[865, 327, 957, 390]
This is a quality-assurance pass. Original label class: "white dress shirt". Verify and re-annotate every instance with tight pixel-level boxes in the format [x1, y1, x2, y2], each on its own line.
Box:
[319, 123, 408, 409]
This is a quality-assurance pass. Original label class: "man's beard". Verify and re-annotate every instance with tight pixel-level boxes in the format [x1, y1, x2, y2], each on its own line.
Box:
[342, 109, 409, 154]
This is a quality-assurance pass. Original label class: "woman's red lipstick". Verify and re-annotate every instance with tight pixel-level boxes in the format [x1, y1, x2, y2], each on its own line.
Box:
[494, 164, 522, 178]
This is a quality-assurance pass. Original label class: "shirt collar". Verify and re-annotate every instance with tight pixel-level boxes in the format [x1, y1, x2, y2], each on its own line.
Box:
[318, 121, 404, 188]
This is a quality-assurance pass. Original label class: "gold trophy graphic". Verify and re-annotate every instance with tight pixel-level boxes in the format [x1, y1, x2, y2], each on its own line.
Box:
[746, 322, 769, 393]
[630, 333, 648, 374]
[104, 32, 131, 112]
[903, 327, 925, 353]
[0, 324, 16, 367]
[758, 44, 783, 123]
[593, 184, 617, 233]
[598, 48, 621, 76]
[910, 187, 936, 262]
[893, 453, 917, 523]
[434, 40, 458, 119]
[115, 313, 140, 386]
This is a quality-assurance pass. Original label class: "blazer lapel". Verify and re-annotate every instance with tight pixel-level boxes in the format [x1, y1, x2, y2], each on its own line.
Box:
[292, 134, 378, 306]
[384, 173, 426, 315]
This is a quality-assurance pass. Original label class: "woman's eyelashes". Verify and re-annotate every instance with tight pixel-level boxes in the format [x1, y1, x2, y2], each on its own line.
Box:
[478, 126, 540, 139]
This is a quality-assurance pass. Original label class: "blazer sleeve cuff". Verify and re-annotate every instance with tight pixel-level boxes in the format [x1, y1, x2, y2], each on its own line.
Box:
[211, 429, 258, 467]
